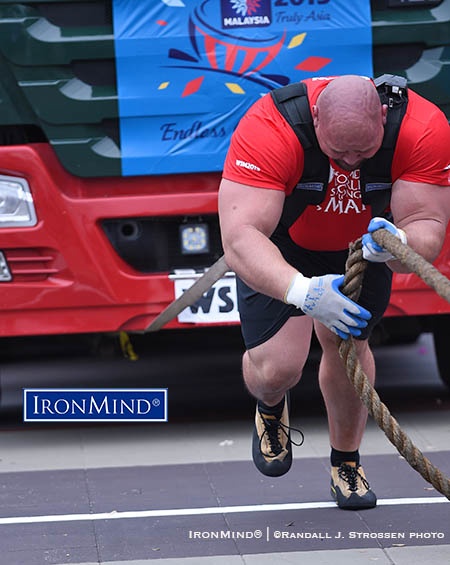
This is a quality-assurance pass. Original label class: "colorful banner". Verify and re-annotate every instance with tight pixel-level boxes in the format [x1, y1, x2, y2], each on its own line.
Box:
[112, 0, 373, 176]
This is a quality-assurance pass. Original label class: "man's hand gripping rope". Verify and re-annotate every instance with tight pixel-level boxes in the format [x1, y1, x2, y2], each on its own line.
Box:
[283, 217, 408, 340]
[362, 216, 407, 263]
[284, 273, 372, 340]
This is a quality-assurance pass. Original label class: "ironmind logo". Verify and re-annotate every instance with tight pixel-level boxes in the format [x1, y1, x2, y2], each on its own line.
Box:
[23, 389, 168, 422]
[221, 0, 272, 29]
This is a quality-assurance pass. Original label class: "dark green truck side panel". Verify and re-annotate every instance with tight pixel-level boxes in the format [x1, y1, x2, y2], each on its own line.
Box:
[0, 0, 448, 177]
[0, 1, 120, 176]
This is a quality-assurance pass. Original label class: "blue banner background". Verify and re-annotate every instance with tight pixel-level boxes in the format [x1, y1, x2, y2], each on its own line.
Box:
[112, 0, 373, 175]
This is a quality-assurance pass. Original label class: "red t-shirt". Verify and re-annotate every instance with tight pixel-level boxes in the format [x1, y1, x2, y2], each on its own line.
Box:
[222, 77, 450, 251]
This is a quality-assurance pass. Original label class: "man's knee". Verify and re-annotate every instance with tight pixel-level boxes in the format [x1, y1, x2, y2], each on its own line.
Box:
[243, 349, 302, 391]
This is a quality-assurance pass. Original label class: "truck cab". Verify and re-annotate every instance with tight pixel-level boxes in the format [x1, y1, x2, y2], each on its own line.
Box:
[0, 0, 448, 383]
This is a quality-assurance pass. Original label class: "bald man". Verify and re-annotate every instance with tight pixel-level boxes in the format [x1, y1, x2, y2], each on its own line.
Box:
[218, 75, 450, 510]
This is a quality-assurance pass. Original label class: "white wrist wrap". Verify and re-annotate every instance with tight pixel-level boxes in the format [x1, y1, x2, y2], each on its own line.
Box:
[284, 272, 310, 309]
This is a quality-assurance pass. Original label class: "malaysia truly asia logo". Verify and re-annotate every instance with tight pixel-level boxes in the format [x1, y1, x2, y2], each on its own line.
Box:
[221, 0, 272, 29]
[156, 0, 333, 96]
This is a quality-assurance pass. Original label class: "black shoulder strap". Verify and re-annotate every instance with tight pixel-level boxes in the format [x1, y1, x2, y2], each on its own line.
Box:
[360, 74, 408, 216]
[271, 82, 329, 229]
[373, 74, 408, 147]
[271, 82, 316, 150]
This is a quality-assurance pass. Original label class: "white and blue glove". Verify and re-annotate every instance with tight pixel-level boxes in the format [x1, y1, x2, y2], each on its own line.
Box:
[285, 273, 372, 340]
[362, 217, 407, 263]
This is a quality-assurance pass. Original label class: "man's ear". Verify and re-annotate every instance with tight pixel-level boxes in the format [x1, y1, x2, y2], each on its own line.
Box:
[381, 104, 388, 125]
[312, 104, 319, 127]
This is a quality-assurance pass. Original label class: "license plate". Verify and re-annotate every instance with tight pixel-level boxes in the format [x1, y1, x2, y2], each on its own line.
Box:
[173, 272, 240, 324]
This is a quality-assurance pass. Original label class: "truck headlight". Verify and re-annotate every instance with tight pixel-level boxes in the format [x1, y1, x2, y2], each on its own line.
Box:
[0, 175, 37, 227]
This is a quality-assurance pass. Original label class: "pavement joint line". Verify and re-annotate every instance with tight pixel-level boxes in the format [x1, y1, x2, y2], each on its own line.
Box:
[0, 497, 447, 526]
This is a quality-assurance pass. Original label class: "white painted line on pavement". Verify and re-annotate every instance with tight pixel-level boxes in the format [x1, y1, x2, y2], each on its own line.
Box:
[0, 497, 447, 526]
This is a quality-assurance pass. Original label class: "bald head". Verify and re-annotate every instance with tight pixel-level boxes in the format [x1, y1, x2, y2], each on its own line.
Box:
[313, 75, 386, 171]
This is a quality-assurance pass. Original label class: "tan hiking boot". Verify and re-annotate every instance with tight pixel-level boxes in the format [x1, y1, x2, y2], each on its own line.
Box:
[331, 462, 377, 510]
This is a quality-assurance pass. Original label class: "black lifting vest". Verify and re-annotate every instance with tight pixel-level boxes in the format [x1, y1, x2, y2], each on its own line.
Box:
[270, 74, 408, 230]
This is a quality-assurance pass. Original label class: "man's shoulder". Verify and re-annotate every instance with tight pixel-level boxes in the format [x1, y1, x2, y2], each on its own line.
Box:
[404, 88, 447, 128]
[392, 88, 450, 185]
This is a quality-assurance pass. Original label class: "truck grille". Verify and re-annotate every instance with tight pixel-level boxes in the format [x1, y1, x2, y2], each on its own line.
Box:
[4, 248, 62, 282]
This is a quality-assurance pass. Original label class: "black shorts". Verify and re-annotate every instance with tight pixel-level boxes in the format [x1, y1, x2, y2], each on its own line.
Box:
[237, 232, 393, 350]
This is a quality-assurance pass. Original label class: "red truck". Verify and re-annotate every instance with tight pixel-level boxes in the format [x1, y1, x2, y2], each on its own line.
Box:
[0, 0, 448, 384]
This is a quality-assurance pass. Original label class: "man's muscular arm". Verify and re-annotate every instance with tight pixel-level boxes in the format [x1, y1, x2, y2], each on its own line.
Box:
[218, 178, 297, 301]
[219, 178, 372, 339]
[389, 179, 450, 273]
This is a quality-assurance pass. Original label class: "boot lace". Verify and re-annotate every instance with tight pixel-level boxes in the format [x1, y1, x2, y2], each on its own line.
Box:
[338, 463, 370, 492]
[259, 413, 304, 458]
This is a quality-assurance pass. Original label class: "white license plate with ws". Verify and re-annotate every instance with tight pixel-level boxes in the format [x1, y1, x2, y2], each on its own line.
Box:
[172, 271, 240, 324]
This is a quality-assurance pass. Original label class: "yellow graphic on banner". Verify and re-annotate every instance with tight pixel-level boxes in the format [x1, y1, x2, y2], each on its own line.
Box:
[225, 82, 245, 94]
[288, 33, 307, 49]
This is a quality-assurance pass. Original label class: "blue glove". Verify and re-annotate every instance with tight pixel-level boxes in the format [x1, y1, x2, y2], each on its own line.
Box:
[285, 273, 372, 340]
[362, 217, 407, 263]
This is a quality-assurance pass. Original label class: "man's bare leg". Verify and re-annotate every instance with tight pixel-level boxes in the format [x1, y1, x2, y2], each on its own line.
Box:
[242, 316, 313, 477]
[314, 320, 377, 509]
[243, 316, 314, 405]
[314, 320, 374, 451]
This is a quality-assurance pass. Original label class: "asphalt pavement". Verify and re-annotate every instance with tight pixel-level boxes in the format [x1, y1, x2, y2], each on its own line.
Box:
[0, 329, 449, 564]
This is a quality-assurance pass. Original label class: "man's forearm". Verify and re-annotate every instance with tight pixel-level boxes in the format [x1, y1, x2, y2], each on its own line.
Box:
[388, 218, 447, 273]
[223, 226, 298, 301]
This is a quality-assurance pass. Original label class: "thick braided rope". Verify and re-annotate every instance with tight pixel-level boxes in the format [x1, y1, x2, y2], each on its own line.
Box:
[339, 228, 450, 500]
